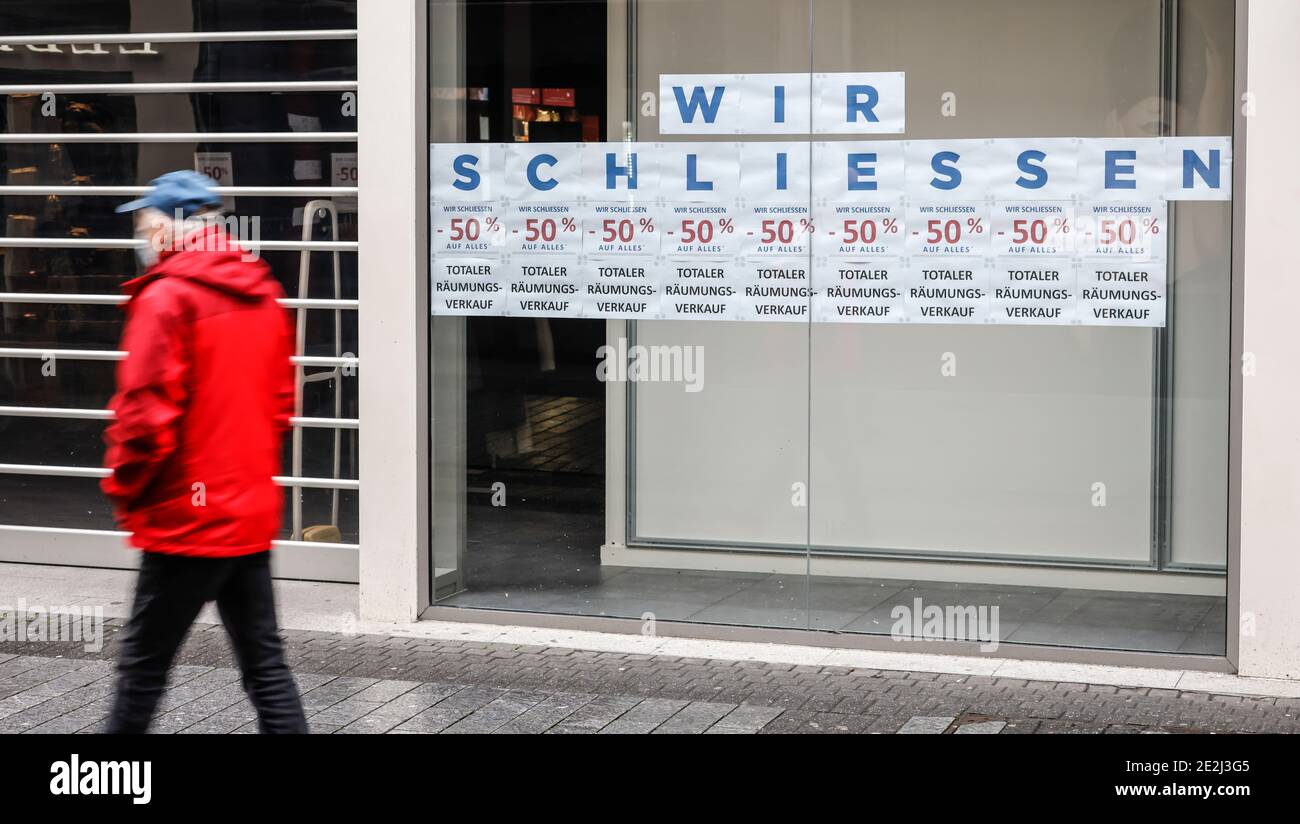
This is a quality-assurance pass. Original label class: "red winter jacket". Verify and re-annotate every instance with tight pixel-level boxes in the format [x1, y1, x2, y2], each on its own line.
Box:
[102, 225, 295, 557]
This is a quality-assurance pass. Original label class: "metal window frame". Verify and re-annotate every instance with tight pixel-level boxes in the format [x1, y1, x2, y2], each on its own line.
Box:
[0, 348, 357, 369]
[0, 186, 356, 196]
[0, 30, 357, 46]
[0, 525, 358, 584]
[0, 81, 355, 94]
[0, 238, 356, 251]
[0, 463, 357, 490]
[0, 133, 357, 143]
[0, 292, 358, 309]
[0, 406, 357, 429]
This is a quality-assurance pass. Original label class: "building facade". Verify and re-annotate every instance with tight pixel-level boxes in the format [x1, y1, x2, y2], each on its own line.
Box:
[1, 0, 1298, 680]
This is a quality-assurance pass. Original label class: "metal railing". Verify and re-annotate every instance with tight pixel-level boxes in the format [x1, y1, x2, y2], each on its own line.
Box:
[0, 30, 358, 46]
[0, 406, 357, 430]
[0, 348, 357, 369]
[0, 24, 364, 562]
[0, 463, 358, 490]
[0, 81, 356, 94]
[0, 132, 357, 143]
[0, 185, 356, 196]
[0, 237, 356, 251]
[0, 293, 358, 310]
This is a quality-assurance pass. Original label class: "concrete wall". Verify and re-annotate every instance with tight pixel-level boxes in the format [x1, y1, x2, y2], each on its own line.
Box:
[1236, 0, 1300, 680]
[358, 0, 429, 622]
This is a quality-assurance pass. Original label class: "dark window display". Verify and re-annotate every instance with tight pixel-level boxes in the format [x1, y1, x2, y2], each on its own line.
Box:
[0, 0, 359, 554]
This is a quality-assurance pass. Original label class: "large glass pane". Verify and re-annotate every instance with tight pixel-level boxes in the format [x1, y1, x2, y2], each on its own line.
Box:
[428, 0, 814, 630]
[805, 0, 1231, 654]
[426, 0, 1233, 656]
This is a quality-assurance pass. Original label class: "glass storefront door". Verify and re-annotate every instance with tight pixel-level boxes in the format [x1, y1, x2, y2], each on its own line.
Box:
[427, 0, 1233, 656]
[428, 0, 815, 630]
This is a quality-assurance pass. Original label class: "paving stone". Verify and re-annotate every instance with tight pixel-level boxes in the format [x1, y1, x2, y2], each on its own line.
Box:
[1, 675, 117, 733]
[309, 699, 387, 727]
[599, 698, 690, 734]
[152, 684, 250, 734]
[954, 720, 1008, 734]
[300, 677, 378, 712]
[393, 705, 466, 734]
[896, 715, 955, 734]
[352, 679, 420, 704]
[178, 700, 258, 734]
[707, 704, 784, 734]
[652, 701, 735, 734]
[338, 682, 462, 734]
[548, 695, 643, 733]
[442, 690, 549, 734]
[493, 692, 596, 734]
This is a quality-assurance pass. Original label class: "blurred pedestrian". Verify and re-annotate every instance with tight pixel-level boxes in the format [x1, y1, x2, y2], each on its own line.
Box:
[101, 171, 307, 734]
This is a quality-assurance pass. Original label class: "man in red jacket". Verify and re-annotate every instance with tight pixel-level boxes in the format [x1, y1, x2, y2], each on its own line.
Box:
[102, 171, 307, 734]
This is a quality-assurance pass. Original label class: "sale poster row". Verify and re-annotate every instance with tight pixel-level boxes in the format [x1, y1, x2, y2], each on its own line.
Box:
[433, 201, 1168, 262]
[431, 255, 1166, 327]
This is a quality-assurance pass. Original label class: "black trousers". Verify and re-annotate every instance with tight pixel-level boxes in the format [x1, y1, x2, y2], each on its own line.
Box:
[106, 550, 308, 734]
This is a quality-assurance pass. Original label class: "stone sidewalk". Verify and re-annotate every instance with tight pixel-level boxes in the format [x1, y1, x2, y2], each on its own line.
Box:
[1, 615, 1297, 733]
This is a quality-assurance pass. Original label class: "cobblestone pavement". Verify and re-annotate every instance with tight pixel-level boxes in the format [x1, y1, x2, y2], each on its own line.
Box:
[1, 615, 1297, 734]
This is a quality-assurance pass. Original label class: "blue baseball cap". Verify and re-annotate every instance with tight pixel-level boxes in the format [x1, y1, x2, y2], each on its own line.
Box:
[115, 170, 223, 218]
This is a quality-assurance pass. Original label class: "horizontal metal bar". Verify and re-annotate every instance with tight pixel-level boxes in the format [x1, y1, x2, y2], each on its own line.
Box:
[0, 524, 360, 553]
[0, 462, 359, 489]
[0, 293, 358, 310]
[0, 185, 356, 196]
[0, 348, 358, 369]
[0, 30, 357, 46]
[0, 132, 357, 143]
[0, 292, 123, 305]
[273, 475, 358, 490]
[0, 463, 108, 478]
[0, 406, 358, 430]
[279, 298, 359, 310]
[269, 539, 360, 551]
[0, 347, 121, 360]
[295, 356, 357, 368]
[0, 238, 357, 251]
[0, 81, 356, 94]
[0, 405, 110, 420]
[290, 417, 359, 430]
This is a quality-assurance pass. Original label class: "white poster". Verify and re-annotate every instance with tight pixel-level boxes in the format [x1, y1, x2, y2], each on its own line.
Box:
[330, 152, 358, 213]
[660, 72, 906, 135]
[811, 72, 906, 135]
[812, 257, 907, 323]
[426, 140, 1219, 327]
[193, 151, 234, 211]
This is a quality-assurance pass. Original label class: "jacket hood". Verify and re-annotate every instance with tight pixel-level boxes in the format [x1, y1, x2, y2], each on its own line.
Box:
[123, 225, 278, 302]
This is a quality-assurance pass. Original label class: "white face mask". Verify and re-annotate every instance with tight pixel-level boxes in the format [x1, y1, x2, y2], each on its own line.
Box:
[134, 239, 160, 270]
[133, 209, 169, 270]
